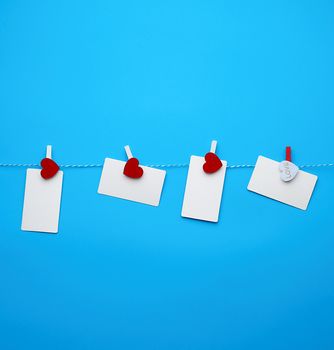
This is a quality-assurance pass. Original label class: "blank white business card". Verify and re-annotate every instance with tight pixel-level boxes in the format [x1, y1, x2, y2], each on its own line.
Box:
[247, 156, 317, 210]
[181, 155, 227, 222]
[98, 158, 166, 206]
[21, 169, 63, 233]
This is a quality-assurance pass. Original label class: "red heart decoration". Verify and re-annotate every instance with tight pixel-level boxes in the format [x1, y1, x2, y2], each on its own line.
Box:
[40, 158, 60, 179]
[203, 152, 223, 174]
[123, 157, 144, 179]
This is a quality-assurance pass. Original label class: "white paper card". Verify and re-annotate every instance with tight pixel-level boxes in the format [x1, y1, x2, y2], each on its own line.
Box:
[181, 156, 227, 222]
[247, 156, 317, 210]
[98, 158, 166, 206]
[21, 169, 63, 233]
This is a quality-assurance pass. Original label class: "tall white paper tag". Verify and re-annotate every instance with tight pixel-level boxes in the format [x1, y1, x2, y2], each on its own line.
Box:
[98, 158, 166, 206]
[21, 169, 63, 233]
[247, 156, 317, 210]
[181, 156, 227, 222]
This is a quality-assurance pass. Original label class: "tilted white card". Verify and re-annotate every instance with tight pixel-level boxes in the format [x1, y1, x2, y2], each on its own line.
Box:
[247, 156, 317, 210]
[98, 158, 166, 206]
[181, 156, 227, 222]
[21, 169, 63, 233]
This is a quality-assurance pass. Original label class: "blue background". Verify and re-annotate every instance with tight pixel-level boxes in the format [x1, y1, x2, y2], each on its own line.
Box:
[0, 0, 334, 349]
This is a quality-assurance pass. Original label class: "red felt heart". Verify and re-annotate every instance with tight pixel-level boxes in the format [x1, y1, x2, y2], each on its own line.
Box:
[123, 157, 144, 179]
[203, 152, 223, 174]
[40, 158, 60, 179]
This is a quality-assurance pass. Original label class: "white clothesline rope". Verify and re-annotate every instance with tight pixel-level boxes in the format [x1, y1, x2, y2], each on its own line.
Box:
[0, 163, 333, 169]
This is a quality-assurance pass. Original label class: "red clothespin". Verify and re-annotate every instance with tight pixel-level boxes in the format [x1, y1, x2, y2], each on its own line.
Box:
[279, 146, 299, 182]
[286, 146, 292, 162]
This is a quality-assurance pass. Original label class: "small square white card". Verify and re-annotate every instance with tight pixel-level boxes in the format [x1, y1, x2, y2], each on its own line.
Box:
[247, 156, 317, 210]
[181, 156, 227, 222]
[98, 158, 166, 206]
[21, 169, 63, 233]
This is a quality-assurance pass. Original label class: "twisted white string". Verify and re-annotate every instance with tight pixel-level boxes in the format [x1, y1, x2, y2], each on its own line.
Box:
[0, 163, 333, 169]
